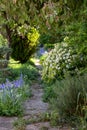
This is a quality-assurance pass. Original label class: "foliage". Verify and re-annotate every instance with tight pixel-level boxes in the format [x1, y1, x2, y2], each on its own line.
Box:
[0, 0, 28, 27]
[0, 0, 81, 45]
[0, 74, 31, 116]
[42, 41, 87, 82]
[50, 74, 87, 121]
[0, 34, 11, 83]
[40, 54, 48, 65]
[39, 34, 56, 50]
[78, 112, 87, 130]
[11, 24, 40, 63]
[42, 83, 57, 102]
[8, 59, 39, 82]
[0, 34, 10, 59]
[0, 0, 86, 48]
[0, 34, 7, 46]
[13, 118, 26, 130]
[42, 5, 87, 84]
[38, 0, 85, 45]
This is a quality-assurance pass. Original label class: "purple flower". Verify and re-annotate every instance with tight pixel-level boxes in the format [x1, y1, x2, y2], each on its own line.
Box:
[0, 83, 5, 89]
[13, 73, 24, 88]
[13, 80, 21, 88]
[19, 73, 24, 85]
[0, 73, 24, 90]
[5, 79, 13, 89]
[39, 47, 45, 55]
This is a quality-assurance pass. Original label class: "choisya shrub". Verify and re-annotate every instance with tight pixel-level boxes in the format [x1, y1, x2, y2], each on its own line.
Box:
[11, 24, 40, 63]
[42, 42, 87, 82]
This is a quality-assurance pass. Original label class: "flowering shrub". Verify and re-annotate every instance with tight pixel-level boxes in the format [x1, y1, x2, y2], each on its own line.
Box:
[0, 74, 30, 116]
[42, 42, 86, 82]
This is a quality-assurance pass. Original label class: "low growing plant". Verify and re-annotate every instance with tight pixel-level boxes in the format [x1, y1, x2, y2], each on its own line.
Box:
[43, 83, 57, 102]
[0, 74, 31, 116]
[13, 118, 26, 130]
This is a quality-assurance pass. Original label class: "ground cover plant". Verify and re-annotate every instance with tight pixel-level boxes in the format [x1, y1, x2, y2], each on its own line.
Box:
[0, 74, 31, 116]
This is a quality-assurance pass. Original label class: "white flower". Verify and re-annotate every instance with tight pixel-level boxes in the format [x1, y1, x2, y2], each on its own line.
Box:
[66, 65, 69, 68]
[57, 67, 60, 70]
[62, 56, 66, 60]
[68, 59, 71, 62]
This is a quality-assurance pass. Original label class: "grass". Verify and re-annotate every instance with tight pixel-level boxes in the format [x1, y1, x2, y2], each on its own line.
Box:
[13, 118, 26, 130]
[8, 58, 39, 82]
[0, 58, 39, 83]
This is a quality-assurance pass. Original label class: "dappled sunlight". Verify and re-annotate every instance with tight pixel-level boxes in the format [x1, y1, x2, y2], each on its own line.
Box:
[7, 58, 39, 81]
[8, 58, 22, 69]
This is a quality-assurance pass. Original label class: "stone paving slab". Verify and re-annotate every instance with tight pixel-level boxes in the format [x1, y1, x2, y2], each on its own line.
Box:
[0, 127, 13, 130]
[26, 122, 71, 130]
[24, 83, 49, 117]
[0, 117, 17, 130]
[26, 122, 58, 130]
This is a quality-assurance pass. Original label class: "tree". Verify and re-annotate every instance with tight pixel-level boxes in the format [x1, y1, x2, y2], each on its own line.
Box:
[0, 0, 86, 60]
[11, 25, 40, 63]
[0, 0, 29, 60]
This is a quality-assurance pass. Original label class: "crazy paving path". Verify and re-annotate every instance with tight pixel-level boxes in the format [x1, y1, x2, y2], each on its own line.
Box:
[24, 82, 49, 118]
[24, 82, 71, 130]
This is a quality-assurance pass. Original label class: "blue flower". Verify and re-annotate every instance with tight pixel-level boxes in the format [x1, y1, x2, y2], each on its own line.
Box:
[13, 73, 24, 88]
[13, 80, 20, 88]
[0, 73, 24, 90]
[19, 73, 24, 86]
[5, 79, 13, 89]
[0, 83, 5, 89]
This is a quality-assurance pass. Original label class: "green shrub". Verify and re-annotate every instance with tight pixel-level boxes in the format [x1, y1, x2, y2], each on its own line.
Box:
[11, 24, 40, 63]
[42, 42, 87, 82]
[43, 83, 57, 102]
[40, 54, 47, 65]
[39, 34, 55, 50]
[50, 74, 87, 120]
[42, 13, 87, 83]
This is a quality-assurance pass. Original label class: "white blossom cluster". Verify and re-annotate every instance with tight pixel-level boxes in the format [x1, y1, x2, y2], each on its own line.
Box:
[42, 43, 81, 82]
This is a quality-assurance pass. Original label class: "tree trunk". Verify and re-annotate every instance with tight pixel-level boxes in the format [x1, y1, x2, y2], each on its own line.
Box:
[5, 25, 12, 60]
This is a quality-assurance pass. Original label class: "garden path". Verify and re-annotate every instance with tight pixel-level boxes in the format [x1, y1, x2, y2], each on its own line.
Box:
[0, 59, 71, 130]
[24, 60, 71, 130]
